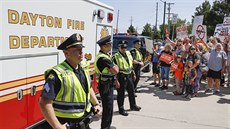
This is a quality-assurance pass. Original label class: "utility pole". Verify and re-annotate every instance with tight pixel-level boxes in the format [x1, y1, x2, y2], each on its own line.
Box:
[162, 1, 166, 39]
[155, 2, 158, 31]
[166, 2, 174, 39]
[116, 10, 119, 34]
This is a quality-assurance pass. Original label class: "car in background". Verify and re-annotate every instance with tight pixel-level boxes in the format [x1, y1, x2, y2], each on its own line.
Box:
[112, 34, 152, 72]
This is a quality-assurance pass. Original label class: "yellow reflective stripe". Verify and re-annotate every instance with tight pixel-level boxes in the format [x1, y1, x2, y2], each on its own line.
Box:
[70, 75, 75, 102]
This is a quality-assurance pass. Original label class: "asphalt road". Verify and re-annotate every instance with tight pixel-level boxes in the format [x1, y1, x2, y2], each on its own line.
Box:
[90, 71, 230, 129]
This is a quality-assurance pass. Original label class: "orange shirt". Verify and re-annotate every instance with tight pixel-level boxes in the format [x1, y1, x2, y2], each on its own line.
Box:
[174, 62, 184, 79]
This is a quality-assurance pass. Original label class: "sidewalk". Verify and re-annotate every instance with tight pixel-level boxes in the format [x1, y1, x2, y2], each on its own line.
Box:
[91, 71, 230, 129]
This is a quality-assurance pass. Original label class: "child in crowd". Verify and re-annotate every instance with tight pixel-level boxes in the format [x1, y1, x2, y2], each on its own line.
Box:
[183, 61, 197, 99]
[173, 55, 184, 95]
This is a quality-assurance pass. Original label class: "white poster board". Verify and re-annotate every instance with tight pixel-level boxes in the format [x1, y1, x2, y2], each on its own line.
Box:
[172, 14, 178, 25]
[192, 15, 204, 36]
[195, 25, 207, 43]
[145, 38, 153, 53]
[176, 26, 188, 39]
[223, 17, 230, 24]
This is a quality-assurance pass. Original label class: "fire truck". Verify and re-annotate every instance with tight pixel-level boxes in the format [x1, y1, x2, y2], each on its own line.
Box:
[0, 0, 114, 128]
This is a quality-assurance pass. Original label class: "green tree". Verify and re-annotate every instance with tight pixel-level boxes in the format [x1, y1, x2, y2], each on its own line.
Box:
[127, 25, 136, 34]
[141, 23, 153, 38]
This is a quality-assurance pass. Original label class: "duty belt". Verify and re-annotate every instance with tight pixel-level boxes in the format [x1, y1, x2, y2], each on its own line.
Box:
[100, 74, 115, 81]
[119, 68, 132, 73]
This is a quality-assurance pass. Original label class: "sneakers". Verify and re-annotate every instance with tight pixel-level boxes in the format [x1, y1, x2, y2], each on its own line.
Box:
[160, 85, 168, 90]
[186, 94, 191, 100]
[155, 84, 160, 87]
[213, 90, 220, 95]
[204, 88, 213, 93]
[173, 91, 181, 96]
[191, 93, 197, 97]
[150, 82, 156, 85]
[183, 94, 191, 100]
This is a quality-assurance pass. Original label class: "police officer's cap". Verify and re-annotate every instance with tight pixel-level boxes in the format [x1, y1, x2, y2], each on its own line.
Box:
[97, 35, 112, 46]
[118, 40, 128, 48]
[57, 33, 84, 50]
[133, 39, 141, 44]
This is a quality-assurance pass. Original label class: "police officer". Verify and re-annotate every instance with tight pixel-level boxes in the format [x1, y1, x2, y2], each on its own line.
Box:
[113, 40, 141, 116]
[39, 33, 102, 129]
[94, 35, 119, 129]
[130, 39, 144, 93]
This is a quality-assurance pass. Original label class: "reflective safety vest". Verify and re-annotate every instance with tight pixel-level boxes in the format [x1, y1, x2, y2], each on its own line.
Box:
[130, 48, 143, 61]
[114, 51, 133, 74]
[45, 61, 91, 118]
[94, 52, 115, 81]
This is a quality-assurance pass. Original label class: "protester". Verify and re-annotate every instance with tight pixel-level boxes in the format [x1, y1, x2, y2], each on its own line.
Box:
[205, 43, 227, 94]
[150, 42, 162, 87]
[187, 45, 201, 94]
[159, 44, 173, 90]
[173, 55, 184, 95]
[183, 61, 197, 99]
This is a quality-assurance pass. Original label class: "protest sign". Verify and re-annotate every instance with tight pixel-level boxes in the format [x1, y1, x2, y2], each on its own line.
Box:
[223, 17, 230, 25]
[196, 25, 207, 43]
[159, 53, 173, 64]
[192, 15, 204, 36]
[170, 62, 178, 71]
[176, 26, 188, 39]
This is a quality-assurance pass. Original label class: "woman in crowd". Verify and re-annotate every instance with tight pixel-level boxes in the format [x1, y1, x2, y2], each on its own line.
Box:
[159, 44, 173, 90]
[187, 45, 201, 95]
[204, 43, 227, 94]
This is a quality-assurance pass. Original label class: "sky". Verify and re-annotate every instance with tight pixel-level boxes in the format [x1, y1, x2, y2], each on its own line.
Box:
[99, 0, 215, 33]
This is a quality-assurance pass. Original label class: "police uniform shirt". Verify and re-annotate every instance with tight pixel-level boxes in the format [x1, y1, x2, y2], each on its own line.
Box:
[130, 49, 137, 61]
[41, 60, 88, 100]
[113, 51, 130, 65]
[97, 50, 115, 72]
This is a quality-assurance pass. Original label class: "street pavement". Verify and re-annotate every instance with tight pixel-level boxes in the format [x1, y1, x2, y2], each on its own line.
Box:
[90, 71, 230, 129]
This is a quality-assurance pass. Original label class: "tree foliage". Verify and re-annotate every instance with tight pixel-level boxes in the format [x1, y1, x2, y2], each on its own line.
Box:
[141, 23, 153, 37]
[127, 25, 136, 34]
[194, 0, 230, 36]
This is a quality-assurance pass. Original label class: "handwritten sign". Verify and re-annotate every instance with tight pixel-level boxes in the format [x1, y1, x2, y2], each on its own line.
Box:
[170, 62, 179, 71]
[160, 53, 173, 64]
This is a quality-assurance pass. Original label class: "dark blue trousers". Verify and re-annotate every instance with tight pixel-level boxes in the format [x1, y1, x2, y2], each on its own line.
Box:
[98, 83, 114, 129]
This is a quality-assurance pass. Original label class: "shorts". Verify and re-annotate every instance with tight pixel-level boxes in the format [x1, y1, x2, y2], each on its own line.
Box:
[160, 66, 170, 80]
[152, 62, 160, 74]
[207, 69, 221, 79]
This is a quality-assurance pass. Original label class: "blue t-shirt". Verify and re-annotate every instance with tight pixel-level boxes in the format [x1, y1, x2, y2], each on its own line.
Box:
[152, 49, 162, 63]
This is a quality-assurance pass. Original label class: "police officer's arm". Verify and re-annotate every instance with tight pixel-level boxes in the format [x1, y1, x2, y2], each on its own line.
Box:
[131, 50, 144, 66]
[90, 88, 102, 114]
[98, 57, 119, 74]
[39, 71, 67, 129]
[39, 98, 67, 129]
[112, 56, 120, 88]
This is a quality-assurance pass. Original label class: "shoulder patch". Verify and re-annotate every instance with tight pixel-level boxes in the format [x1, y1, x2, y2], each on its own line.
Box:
[48, 74, 55, 80]
[44, 83, 50, 93]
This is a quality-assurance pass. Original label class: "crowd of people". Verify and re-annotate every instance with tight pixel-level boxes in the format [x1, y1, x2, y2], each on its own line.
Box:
[38, 32, 229, 129]
[149, 36, 230, 99]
